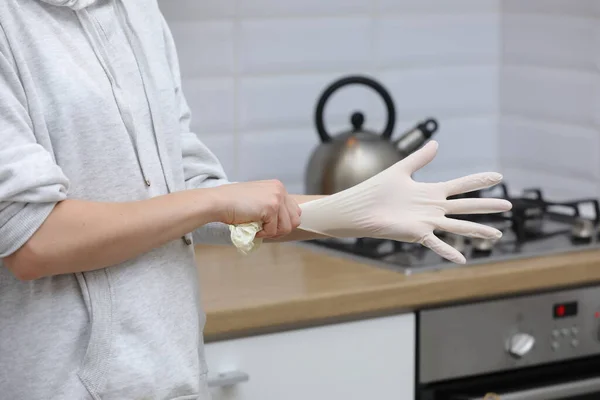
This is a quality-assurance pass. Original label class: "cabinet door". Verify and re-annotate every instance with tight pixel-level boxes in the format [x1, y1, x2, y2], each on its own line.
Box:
[204, 313, 415, 400]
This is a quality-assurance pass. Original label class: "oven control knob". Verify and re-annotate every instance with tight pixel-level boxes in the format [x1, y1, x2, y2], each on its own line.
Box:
[507, 333, 535, 358]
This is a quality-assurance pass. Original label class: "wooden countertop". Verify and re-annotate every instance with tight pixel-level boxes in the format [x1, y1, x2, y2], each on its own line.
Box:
[196, 243, 600, 342]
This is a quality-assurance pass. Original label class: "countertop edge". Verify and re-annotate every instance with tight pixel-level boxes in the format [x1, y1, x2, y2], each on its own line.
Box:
[203, 248, 600, 342]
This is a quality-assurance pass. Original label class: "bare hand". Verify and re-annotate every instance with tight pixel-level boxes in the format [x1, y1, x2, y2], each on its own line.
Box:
[210, 180, 301, 239]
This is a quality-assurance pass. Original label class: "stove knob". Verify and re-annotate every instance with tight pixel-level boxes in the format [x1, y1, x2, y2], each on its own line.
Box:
[507, 333, 535, 358]
[572, 218, 594, 239]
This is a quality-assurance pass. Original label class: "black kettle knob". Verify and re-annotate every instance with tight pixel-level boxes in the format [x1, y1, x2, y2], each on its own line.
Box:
[314, 75, 396, 143]
[351, 112, 365, 131]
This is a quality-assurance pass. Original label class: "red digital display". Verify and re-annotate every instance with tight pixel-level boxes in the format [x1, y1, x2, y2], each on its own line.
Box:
[553, 302, 577, 319]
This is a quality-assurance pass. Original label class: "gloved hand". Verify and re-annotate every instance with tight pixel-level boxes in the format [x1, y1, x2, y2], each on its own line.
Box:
[230, 141, 512, 263]
[298, 141, 511, 263]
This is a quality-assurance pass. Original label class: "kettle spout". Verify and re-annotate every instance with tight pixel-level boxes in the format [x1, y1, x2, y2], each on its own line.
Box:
[394, 118, 439, 157]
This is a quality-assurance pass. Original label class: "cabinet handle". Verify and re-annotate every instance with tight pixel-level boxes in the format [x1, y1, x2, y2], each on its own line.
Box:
[207, 370, 249, 388]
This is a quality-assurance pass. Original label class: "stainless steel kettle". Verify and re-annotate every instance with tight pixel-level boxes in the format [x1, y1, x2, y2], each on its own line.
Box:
[304, 75, 439, 195]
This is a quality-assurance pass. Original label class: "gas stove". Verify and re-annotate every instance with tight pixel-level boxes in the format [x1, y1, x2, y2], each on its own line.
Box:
[305, 183, 600, 274]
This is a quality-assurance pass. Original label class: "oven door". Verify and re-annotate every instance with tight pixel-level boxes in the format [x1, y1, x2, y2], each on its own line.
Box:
[461, 376, 600, 400]
[418, 356, 600, 400]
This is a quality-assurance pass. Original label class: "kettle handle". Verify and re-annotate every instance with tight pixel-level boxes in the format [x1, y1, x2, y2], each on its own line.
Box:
[314, 75, 396, 143]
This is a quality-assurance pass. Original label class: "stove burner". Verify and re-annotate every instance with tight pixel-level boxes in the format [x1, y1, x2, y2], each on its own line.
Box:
[572, 218, 595, 242]
[472, 237, 498, 252]
[308, 183, 600, 271]
[452, 185, 600, 244]
[442, 233, 467, 254]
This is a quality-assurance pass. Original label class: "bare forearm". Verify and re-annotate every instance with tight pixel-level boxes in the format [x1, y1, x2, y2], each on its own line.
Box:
[4, 189, 219, 279]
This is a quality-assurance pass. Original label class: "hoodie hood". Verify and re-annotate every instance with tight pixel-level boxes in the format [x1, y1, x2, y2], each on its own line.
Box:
[39, 0, 98, 10]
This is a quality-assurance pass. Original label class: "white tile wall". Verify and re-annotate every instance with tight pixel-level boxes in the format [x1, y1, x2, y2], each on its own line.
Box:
[238, 0, 372, 18]
[499, 116, 600, 180]
[159, 0, 501, 192]
[501, 15, 597, 70]
[377, 0, 498, 14]
[499, 0, 600, 200]
[237, 73, 380, 131]
[169, 21, 235, 77]
[238, 17, 373, 74]
[378, 66, 498, 119]
[501, 0, 600, 17]
[500, 66, 597, 125]
[374, 15, 499, 67]
[159, 0, 600, 199]
[237, 128, 317, 192]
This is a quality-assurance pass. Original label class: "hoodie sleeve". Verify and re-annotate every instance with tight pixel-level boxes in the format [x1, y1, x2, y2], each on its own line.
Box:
[0, 35, 70, 258]
[160, 15, 233, 245]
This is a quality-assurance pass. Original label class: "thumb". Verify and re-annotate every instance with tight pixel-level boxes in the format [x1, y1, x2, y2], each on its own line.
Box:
[401, 140, 439, 174]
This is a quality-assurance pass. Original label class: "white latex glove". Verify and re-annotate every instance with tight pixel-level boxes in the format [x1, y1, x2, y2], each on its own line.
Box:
[298, 141, 511, 263]
[230, 141, 512, 263]
[229, 222, 263, 255]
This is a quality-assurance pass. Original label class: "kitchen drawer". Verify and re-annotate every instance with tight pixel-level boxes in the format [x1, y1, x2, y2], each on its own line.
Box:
[204, 313, 415, 400]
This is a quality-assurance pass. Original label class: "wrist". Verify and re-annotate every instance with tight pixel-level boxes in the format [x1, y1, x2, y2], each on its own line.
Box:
[191, 187, 227, 225]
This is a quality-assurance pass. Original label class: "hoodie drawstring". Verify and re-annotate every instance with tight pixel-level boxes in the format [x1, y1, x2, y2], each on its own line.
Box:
[114, 0, 175, 195]
[115, 0, 192, 245]
[76, 9, 151, 187]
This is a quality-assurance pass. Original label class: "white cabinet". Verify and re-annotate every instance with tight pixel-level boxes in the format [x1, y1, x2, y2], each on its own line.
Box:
[204, 313, 415, 400]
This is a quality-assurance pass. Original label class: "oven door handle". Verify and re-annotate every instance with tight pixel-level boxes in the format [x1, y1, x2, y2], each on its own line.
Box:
[465, 376, 600, 400]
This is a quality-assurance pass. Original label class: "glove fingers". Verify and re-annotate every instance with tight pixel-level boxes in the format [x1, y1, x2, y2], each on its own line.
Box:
[400, 140, 439, 174]
[445, 198, 512, 215]
[420, 232, 466, 264]
[435, 217, 502, 239]
[444, 172, 503, 196]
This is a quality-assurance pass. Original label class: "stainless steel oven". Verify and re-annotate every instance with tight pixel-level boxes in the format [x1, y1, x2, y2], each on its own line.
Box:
[416, 284, 600, 400]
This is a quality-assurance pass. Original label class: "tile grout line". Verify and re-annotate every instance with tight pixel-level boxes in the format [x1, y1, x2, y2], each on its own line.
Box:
[221, 11, 501, 22]
[232, 0, 242, 181]
[370, 0, 379, 76]
[496, 0, 503, 172]
[184, 59, 501, 81]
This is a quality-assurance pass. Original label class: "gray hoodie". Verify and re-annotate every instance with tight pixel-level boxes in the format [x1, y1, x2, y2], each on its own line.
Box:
[0, 0, 231, 398]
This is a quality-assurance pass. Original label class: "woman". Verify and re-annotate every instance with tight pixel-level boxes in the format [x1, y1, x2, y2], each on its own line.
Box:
[0, 1, 510, 399]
